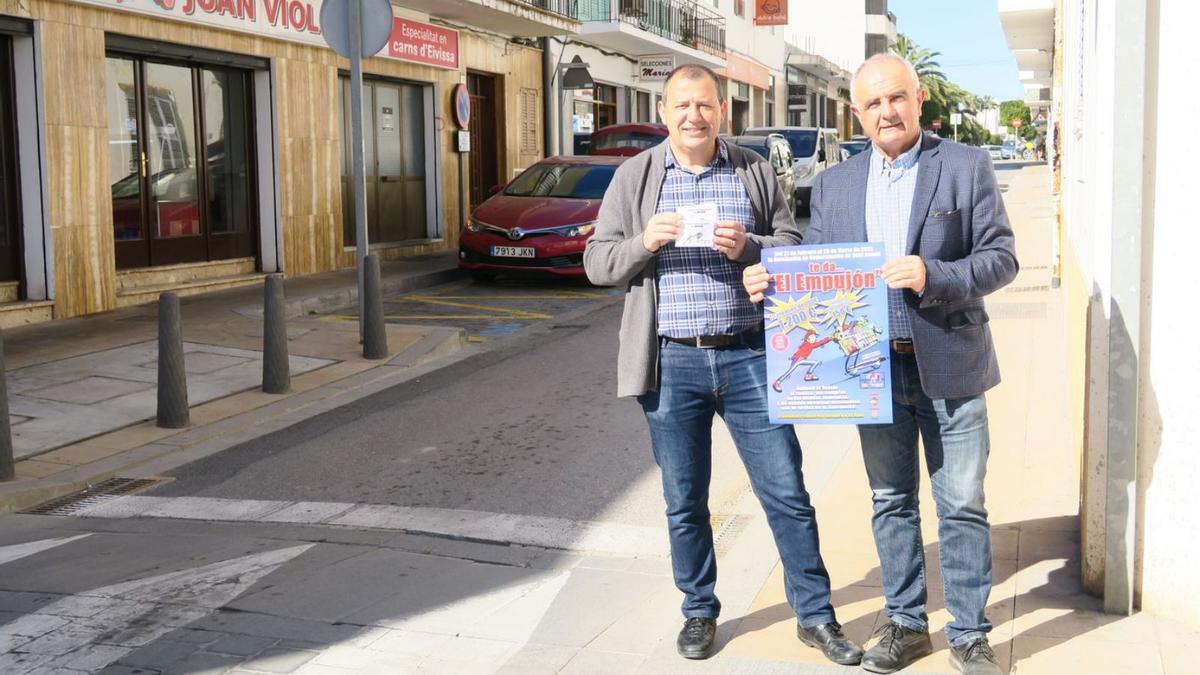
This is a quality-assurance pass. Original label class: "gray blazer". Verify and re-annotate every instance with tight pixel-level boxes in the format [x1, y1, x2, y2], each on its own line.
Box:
[806, 134, 1018, 400]
[584, 139, 802, 397]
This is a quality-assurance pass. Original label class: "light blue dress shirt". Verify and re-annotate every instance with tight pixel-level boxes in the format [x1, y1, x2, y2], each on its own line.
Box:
[865, 141, 921, 340]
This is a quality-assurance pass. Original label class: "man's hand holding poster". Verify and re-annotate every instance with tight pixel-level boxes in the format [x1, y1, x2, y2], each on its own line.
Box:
[762, 243, 893, 424]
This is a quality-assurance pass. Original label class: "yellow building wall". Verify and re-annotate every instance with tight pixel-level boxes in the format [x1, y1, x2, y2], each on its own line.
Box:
[0, 0, 543, 318]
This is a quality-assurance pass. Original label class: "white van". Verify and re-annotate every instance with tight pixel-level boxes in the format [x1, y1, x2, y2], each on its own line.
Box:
[744, 127, 842, 215]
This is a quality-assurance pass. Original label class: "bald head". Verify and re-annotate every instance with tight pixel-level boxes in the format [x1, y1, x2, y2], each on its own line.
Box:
[851, 54, 920, 107]
[849, 53, 926, 162]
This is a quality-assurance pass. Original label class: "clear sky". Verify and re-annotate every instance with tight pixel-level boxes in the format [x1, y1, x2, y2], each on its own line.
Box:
[888, 0, 1024, 102]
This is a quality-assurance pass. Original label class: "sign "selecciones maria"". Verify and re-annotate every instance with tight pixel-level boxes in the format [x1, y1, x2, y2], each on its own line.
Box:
[637, 55, 675, 82]
[73, 0, 459, 69]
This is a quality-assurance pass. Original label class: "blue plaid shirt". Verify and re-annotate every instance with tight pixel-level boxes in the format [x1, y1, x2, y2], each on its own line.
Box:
[865, 141, 921, 339]
[655, 140, 759, 338]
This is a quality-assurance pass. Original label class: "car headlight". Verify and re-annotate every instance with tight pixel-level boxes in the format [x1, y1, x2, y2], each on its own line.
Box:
[794, 164, 815, 179]
[465, 218, 483, 233]
[556, 222, 596, 238]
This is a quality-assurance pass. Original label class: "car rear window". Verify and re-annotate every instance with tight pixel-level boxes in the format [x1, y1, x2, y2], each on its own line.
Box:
[734, 141, 770, 159]
[749, 129, 818, 158]
[504, 164, 617, 200]
[590, 131, 665, 153]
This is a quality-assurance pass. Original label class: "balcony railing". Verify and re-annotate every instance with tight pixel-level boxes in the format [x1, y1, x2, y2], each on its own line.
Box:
[580, 0, 727, 57]
[512, 0, 582, 20]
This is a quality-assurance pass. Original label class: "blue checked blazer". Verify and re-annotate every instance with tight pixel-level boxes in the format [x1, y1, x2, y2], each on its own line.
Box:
[805, 134, 1018, 399]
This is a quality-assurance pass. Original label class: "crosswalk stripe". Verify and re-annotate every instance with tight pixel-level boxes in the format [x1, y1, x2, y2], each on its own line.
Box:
[0, 543, 313, 671]
[69, 495, 670, 557]
[0, 534, 91, 566]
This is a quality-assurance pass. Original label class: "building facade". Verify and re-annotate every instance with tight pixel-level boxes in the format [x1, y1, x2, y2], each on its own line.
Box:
[780, 0, 895, 138]
[1000, 0, 1199, 628]
[0, 0, 571, 323]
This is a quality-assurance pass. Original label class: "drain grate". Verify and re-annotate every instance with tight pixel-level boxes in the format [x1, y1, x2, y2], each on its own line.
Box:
[712, 514, 752, 555]
[23, 477, 168, 516]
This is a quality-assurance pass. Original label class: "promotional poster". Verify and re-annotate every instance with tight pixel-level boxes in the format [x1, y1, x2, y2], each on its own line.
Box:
[761, 243, 893, 424]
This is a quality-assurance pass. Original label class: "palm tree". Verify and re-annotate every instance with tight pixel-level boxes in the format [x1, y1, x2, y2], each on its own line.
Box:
[891, 33, 950, 108]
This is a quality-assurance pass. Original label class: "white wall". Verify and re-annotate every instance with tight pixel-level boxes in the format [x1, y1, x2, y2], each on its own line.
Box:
[1137, 0, 1200, 628]
[1058, 0, 1200, 627]
[783, 0, 866, 73]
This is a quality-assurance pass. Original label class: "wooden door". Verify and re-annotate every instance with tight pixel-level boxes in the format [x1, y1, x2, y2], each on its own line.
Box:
[467, 72, 499, 209]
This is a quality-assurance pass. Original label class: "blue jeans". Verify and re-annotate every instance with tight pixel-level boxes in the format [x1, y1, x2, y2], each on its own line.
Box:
[858, 350, 993, 647]
[638, 336, 836, 627]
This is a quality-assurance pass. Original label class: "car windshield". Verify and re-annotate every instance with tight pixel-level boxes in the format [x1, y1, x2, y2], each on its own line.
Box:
[753, 129, 818, 158]
[504, 163, 617, 200]
[591, 131, 663, 153]
[842, 141, 868, 156]
[735, 141, 770, 159]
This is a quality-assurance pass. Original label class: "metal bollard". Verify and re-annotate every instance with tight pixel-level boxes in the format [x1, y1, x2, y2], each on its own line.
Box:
[362, 254, 389, 360]
[156, 292, 190, 428]
[262, 274, 291, 394]
[0, 329, 13, 481]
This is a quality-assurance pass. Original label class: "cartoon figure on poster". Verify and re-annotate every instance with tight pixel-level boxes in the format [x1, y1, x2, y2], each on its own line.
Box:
[762, 243, 893, 424]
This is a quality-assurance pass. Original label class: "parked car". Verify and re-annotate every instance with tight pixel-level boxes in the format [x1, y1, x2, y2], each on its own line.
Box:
[840, 139, 870, 157]
[724, 134, 797, 215]
[744, 126, 842, 216]
[982, 144, 1004, 160]
[588, 123, 668, 156]
[1000, 140, 1016, 160]
[458, 156, 626, 279]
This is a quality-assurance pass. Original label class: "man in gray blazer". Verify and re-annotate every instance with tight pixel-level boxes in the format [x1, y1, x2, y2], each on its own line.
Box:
[585, 64, 861, 665]
[746, 54, 1017, 675]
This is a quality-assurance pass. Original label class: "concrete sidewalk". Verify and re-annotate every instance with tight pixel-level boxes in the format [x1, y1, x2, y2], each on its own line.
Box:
[0, 253, 466, 514]
[715, 165, 1194, 673]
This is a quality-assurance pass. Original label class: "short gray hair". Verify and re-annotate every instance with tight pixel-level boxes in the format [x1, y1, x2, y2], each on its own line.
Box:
[850, 54, 921, 106]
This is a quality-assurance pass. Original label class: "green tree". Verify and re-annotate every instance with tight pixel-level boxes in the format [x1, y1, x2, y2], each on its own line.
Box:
[891, 34, 950, 109]
[999, 99, 1036, 140]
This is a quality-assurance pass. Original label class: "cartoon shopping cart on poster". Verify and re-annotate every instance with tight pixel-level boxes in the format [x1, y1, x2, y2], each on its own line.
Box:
[834, 316, 887, 377]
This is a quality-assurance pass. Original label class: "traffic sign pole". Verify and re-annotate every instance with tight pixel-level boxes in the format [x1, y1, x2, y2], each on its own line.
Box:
[348, 0, 368, 337]
[321, 0, 391, 339]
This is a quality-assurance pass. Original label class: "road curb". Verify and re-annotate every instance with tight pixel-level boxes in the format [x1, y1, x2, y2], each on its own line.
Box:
[0, 325, 468, 515]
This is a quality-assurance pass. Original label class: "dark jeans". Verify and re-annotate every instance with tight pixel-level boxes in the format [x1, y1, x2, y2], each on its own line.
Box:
[858, 350, 993, 647]
[638, 337, 836, 627]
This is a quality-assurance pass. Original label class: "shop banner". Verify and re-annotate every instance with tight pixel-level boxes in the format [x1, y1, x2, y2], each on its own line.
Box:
[387, 18, 458, 69]
[762, 243, 893, 425]
[72, 0, 458, 69]
[754, 0, 788, 26]
[637, 55, 674, 82]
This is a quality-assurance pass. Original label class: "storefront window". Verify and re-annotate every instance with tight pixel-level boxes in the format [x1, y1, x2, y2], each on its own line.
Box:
[594, 84, 617, 130]
[106, 53, 257, 268]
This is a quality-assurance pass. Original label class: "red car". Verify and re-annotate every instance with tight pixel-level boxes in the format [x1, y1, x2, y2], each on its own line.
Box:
[458, 155, 626, 278]
[589, 123, 668, 156]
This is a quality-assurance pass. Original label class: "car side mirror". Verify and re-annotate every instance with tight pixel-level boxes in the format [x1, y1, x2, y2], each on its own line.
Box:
[818, 149, 826, 163]
[488, 184, 505, 197]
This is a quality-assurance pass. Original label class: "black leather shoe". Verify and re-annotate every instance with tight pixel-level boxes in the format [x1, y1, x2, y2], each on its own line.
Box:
[796, 621, 864, 665]
[861, 621, 934, 673]
[950, 637, 1002, 675]
[676, 617, 716, 660]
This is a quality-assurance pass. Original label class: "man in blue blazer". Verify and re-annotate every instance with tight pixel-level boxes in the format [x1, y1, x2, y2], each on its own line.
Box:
[745, 54, 1017, 675]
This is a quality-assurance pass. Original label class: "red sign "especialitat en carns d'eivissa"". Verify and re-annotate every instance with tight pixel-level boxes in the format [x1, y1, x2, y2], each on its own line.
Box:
[387, 18, 459, 69]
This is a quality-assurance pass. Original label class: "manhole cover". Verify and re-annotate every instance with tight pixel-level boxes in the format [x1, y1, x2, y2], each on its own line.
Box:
[23, 477, 169, 516]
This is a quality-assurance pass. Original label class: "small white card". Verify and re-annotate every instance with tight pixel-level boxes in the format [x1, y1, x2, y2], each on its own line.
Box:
[675, 202, 719, 248]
